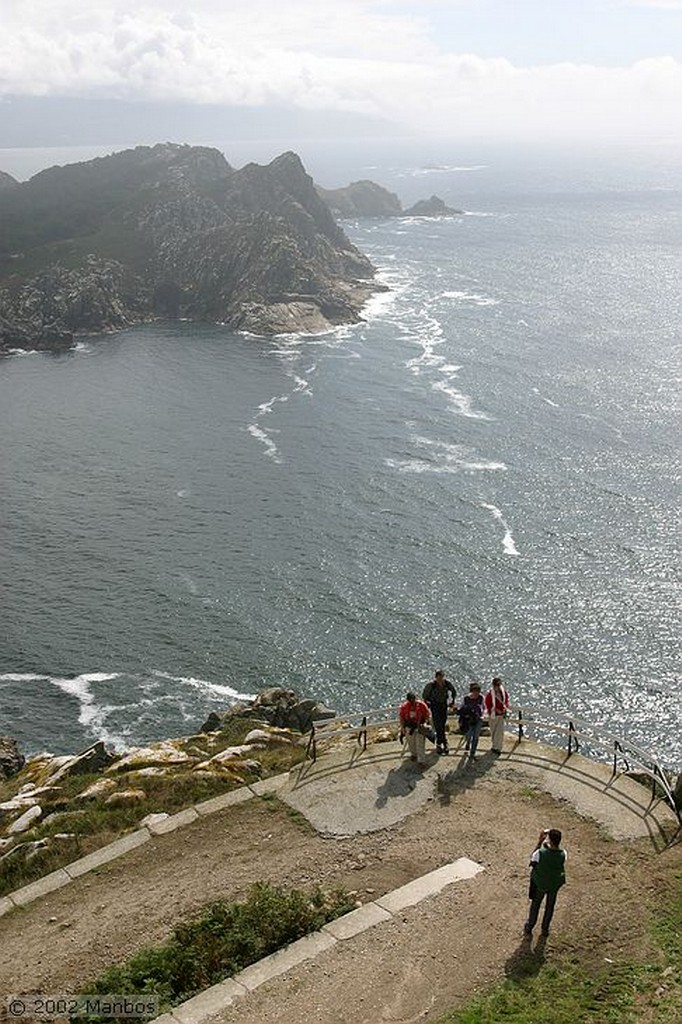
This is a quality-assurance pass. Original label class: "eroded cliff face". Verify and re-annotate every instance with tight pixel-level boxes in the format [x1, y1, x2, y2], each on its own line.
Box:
[0, 144, 379, 352]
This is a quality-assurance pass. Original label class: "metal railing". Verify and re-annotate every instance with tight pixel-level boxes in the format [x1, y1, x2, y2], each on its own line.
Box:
[303, 703, 680, 826]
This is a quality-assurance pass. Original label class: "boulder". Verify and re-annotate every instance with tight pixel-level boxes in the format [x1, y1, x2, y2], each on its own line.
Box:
[49, 741, 117, 782]
[7, 804, 42, 834]
[108, 742, 198, 773]
[0, 736, 25, 779]
[244, 728, 294, 747]
[74, 778, 117, 801]
[202, 689, 336, 734]
[104, 789, 146, 807]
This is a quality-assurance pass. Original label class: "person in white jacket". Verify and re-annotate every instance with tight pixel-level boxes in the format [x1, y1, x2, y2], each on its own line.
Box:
[484, 677, 509, 754]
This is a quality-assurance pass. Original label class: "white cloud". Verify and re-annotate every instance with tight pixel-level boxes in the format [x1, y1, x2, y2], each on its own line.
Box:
[0, 0, 680, 140]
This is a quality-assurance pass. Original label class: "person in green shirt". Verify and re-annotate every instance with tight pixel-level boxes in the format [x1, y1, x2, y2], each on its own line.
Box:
[524, 827, 567, 937]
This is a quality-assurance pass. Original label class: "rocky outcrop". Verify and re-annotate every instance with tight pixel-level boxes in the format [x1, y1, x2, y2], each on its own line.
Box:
[0, 736, 25, 779]
[404, 195, 463, 217]
[0, 144, 379, 353]
[316, 180, 403, 218]
[317, 180, 462, 219]
[201, 687, 336, 734]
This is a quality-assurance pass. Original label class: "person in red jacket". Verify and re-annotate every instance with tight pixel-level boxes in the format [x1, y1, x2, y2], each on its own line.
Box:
[484, 676, 510, 754]
[398, 691, 431, 769]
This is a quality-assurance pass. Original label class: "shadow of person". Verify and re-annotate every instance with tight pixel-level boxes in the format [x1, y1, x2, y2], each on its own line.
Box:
[436, 747, 497, 805]
[504, 934, 547, 980]
[374, 765, 421, 808]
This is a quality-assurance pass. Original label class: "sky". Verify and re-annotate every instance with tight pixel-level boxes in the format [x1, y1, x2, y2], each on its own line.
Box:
[0, 0, 681, 143]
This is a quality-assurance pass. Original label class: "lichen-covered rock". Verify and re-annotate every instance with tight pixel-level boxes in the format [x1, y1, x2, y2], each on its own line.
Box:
[108, 742, 198, 773]
[7, 804, 42, 834]
[74, 778, 117, 801]
[104, 789, 146, 806]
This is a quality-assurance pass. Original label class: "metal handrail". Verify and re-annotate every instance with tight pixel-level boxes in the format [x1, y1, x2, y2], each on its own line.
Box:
[303, 701, 680, 825]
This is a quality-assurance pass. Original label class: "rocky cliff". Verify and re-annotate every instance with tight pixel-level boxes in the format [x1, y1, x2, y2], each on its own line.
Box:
[0, 144, 379, 353]
[317, 179, 463, 218]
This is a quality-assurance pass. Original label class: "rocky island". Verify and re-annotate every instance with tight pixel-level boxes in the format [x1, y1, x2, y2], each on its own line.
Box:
[316, 179, 463, 218]
[0, 144, 381, 352]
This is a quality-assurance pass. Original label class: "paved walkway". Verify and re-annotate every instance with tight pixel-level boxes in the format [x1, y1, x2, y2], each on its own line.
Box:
[282, 731, 677, 841]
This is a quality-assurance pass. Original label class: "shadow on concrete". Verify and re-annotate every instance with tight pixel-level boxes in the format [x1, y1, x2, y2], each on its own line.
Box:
[436, 747, 499, 806]
[375, 763, 427, 809]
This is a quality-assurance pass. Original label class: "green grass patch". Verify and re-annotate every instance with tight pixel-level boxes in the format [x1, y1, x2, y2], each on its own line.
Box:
[0, 722, 306, 898]
[80, 882, 355, 1019]
[435, 873, 681, 1024]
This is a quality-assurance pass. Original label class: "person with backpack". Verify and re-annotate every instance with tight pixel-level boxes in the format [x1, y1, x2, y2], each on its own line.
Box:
[524, 828, 567, 937]
[458, 681, 485, 760]
[398, 691, 431, 770]
[484, 676, 509, 754]
[422, 670, 456, 755]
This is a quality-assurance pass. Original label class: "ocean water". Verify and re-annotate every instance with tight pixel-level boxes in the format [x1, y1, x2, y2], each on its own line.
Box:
[0, 142, 680, 765]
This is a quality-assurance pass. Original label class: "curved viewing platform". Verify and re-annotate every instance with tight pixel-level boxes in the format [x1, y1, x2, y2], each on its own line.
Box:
[301, 703, 680, 841]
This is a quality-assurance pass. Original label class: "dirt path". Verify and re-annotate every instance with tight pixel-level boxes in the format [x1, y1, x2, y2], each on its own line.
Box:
[1, 749, 679, 1022]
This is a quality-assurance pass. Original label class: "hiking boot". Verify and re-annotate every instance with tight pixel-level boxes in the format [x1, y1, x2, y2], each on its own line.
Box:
[443, 745, 449, 755]
[436, 745, 443, 755]
[523, 923, 533, 936]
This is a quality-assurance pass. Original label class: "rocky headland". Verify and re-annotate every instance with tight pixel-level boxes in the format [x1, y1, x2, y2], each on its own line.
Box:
[0, 147, 469, 355]
[0, 145, 379, 353]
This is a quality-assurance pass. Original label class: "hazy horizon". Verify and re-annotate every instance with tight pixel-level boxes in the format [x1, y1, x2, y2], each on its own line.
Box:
[1, 1, 681, 155]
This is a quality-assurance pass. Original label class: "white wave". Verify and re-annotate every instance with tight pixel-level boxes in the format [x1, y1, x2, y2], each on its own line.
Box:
[258, 395, 288, 415]
[7, 348, 39, 357]
[387, 438, 506, 475]
[361, 283, 398, 320]
[441, 290, 499, 306]
[291, 373, 312, 395]
[50, 672, 126, 747]
[72, 341, 90, 353]
[432, 379, 492, 420]
[176, 489, 190, 498]
[151, 670, 253, 702]
[0, 672, 49, 681]
[532, 387, 559, 407]
[247, 423, 281, 463]
[482, 503, 520, 556]
[386, 457, 506, 474]
[411, 164, 487, 175]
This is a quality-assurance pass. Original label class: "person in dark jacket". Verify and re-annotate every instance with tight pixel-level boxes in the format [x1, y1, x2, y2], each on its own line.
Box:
[524, 828, 567, 937]
[422, 670, 456, 755]
[458, 681, 485, 760]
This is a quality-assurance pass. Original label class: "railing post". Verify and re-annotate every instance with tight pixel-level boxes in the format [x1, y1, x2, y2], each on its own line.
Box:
[305, 723, 317, 763]
[567, 720, 579, 757]
[517, 708, 524, 742]
[358, 715, 368, 752]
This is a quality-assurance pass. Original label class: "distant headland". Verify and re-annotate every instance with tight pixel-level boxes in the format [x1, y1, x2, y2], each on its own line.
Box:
[0, 144, 461, 354]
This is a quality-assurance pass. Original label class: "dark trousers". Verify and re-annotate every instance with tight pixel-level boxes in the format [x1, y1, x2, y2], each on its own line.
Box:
[527, 888, 558, 933]
[465, 718, 482, 756]
[431, 704, 448, 747]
